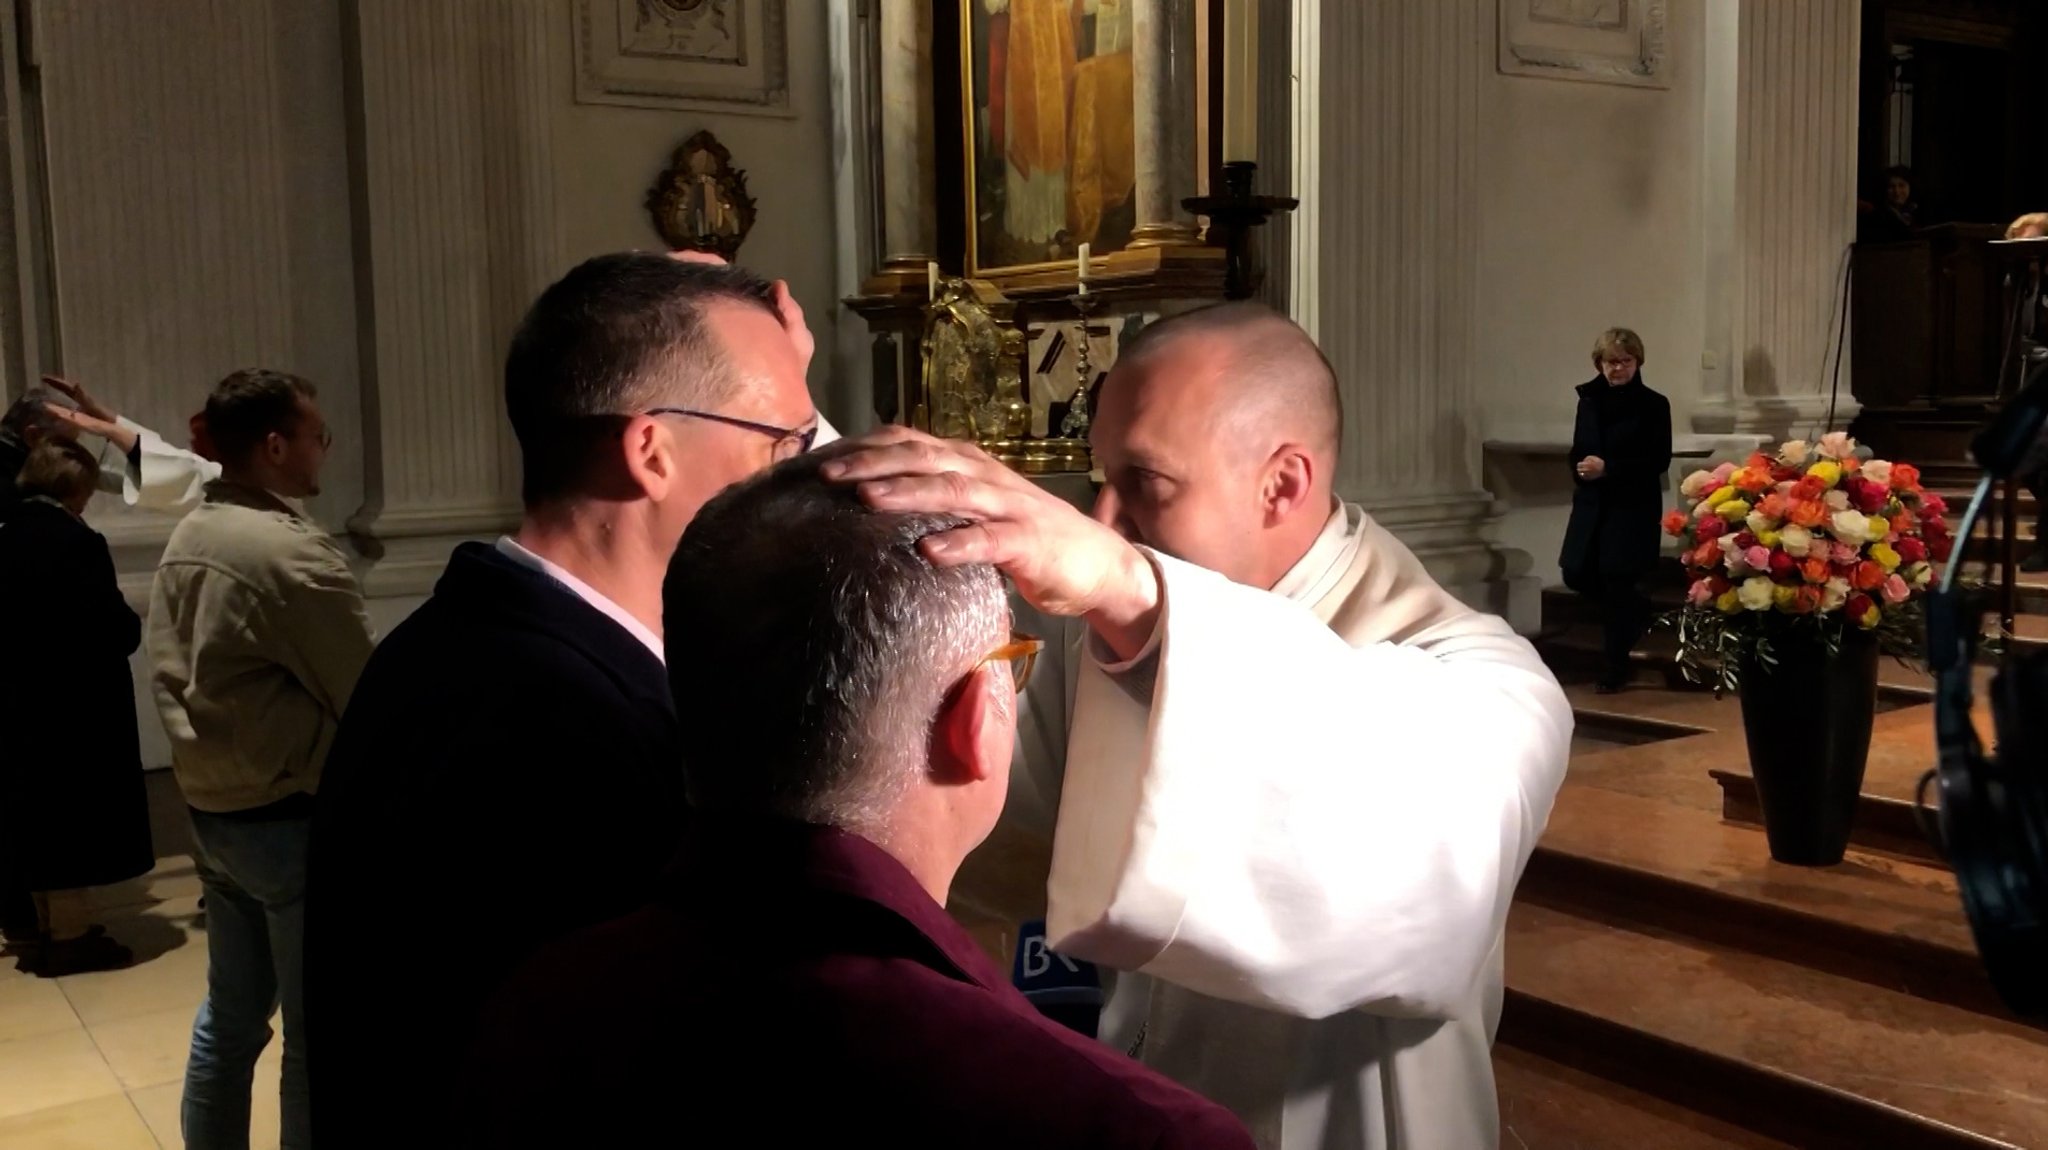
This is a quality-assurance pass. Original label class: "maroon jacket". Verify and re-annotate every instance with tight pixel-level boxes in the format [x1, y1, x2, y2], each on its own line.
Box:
[461, 816, 1253, 1149]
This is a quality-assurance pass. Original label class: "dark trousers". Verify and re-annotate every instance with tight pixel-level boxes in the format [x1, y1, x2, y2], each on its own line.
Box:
[1566, 567, 1650, 687]
[1, 885, 34, 933]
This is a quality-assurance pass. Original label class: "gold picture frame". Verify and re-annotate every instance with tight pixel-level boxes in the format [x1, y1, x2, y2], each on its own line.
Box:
[960, 0, 1151, 277]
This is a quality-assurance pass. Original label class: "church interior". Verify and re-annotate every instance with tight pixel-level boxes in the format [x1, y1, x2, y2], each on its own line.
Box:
[4, 0, 2048, 1147]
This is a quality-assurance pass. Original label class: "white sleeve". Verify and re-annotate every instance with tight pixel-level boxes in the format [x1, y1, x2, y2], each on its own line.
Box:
[104, 416, 219, 512]
[1044, 551, 1574, 1021]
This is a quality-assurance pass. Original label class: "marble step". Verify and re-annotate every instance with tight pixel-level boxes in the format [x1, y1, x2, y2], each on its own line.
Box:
[1493, 1044, 1792, 1150]
[1709, 768, 1941, 865]
[1501, 901, 2048, 1150]
[1523, 768, 2011, 1023]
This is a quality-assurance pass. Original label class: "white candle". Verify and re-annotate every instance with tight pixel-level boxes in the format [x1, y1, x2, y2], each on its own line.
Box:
[927, 261, 938, 301]
[1221, 0, 1258, 164]
[1077, 242, 1090, 296]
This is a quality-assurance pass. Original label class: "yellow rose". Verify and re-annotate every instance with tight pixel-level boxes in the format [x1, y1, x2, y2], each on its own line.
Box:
[1772, 585, 1799, 611]
[1715, 589, 1743, 614]
[1869, 543, 1901, 572]
[1718, 499, 1752, 523]
[1807, 461, 1843, 488]
[1708, 485, 1739, 507]
[1758, 530, 1781, 548]
[1857, 602, 1882, 629]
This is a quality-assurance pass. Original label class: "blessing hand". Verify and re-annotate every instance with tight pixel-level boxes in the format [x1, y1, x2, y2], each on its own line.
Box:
[41, 374, 119, 425]
[820, 427, 1161, 660]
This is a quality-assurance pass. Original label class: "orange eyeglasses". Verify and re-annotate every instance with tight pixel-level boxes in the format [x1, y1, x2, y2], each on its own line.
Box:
[983, 631, 1044, 691]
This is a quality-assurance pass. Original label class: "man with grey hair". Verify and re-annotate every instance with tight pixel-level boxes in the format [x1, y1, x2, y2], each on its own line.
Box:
[0, 377, 218, 521]
[459, 448, 1253, 1149]
[826, 300, 1574, 1150]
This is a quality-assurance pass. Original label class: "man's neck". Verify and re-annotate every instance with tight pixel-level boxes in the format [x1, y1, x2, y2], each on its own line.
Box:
[513, 508, 664, 638]
[1260, 495, 1340, 591]
[866, 813, 963, 907]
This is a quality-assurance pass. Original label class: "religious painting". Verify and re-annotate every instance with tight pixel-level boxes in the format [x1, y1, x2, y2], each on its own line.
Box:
[963, 0, 1140, 275]
[574, 0, 792, 116]
[1497, 0, 1668, 89]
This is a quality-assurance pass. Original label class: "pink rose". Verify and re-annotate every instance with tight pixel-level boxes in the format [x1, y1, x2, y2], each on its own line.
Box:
[1744, 545, 1772, 571]
[1688, 581, 1715, 606]
[1831, 542, 1861, 565]
[1882, 574, 1911, 605]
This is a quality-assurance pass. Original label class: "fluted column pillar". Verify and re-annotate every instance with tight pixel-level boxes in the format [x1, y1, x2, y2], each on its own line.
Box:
[346, 0, 558, 593]
[1303, 0, 1527, 619]
[1128, 0, 1199, 247]
[876, 0, 937, 269]
[1696, 0, 1861, 444]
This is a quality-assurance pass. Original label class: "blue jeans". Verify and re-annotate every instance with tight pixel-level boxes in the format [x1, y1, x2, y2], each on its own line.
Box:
[184, 811, 311, 1150]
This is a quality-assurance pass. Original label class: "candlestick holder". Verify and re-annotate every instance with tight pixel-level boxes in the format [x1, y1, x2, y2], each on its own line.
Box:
[1183, 161, 1297, 300]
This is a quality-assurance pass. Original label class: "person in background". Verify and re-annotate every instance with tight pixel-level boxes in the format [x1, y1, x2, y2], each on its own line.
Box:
[0, 380, 215, 947]
[461, 450, 1256, 1150]
[1859, 165, 1921, 243]
[1563, 327, 1674, 694]
[148, 369, 373, 1150]
[0, 441, 152, 976]
[308, 253, 830, 1147]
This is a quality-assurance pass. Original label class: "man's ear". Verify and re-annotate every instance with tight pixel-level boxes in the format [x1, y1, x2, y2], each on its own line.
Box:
[1260, 446, 1316, 526]
[930, 665, 999, 788]
[619, 415, 677, 502]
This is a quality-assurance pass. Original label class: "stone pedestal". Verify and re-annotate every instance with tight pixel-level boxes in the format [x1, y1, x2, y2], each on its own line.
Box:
[1695, 0, 1861, 446]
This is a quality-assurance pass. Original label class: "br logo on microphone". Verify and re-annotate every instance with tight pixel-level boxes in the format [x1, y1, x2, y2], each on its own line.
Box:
[1012, 919, 1102, 1036]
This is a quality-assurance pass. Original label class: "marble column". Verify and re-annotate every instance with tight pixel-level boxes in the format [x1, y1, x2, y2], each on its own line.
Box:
[877, 0, 937, 268]
[1129, 0, 1199, 247]
[1696, 0, 1861, 444]
[345, 0, 556, 594]
[1301, 0, 1529, 621]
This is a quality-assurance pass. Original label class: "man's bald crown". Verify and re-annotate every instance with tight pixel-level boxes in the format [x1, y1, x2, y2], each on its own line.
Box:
[1115, 301, 1343, 460]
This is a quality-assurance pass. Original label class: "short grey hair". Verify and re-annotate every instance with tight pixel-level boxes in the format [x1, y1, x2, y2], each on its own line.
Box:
[663, 447, 1009, 836]
[1, 387, 72, 447]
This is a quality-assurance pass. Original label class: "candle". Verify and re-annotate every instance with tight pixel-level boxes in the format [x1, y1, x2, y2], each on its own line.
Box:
[1076, 242, 1090, 296]
[927, 261, 938, 301]
[1221, 0, 1258, 164]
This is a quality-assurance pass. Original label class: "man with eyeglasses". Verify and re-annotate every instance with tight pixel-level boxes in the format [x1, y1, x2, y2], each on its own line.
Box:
[306, 252, 834, 1146]
[457, 447, 1254, 1150]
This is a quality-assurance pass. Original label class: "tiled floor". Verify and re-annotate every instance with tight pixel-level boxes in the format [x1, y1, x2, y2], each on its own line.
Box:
[0, 777, 282, 1149]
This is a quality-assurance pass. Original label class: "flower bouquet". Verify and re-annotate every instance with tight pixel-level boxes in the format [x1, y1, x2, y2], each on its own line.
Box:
[1661, 431, 1952, 865]
[1662, 431, 1949, 694]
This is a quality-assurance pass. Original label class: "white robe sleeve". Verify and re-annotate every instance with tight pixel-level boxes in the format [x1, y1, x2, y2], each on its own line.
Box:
[1044, 551, 1574, 1022]
[100, 416, 219, 512]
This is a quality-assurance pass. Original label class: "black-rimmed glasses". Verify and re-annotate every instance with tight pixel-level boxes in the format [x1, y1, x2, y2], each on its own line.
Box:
[645, 407, 817, 461]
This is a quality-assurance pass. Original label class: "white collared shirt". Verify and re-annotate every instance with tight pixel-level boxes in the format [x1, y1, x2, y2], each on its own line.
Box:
[494, 536, 665, 664]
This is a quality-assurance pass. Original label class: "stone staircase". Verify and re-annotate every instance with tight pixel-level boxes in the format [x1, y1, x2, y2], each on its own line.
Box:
[1495, 663, 2048, 1148]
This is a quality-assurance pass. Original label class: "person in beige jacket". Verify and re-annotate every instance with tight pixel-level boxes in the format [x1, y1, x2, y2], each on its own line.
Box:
[148, 368, 373, 1150]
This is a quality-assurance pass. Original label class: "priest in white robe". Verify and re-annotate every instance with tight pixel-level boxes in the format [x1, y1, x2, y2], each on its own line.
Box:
[822, 302, 1574, 1150]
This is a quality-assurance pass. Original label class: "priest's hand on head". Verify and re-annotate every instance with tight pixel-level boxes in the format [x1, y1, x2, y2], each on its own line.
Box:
[822, 427, 1162, 661]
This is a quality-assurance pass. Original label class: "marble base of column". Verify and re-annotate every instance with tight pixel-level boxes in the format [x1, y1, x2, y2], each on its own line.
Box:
[1126, 221, 1203, 249]
[1357, 490, 1541, 633]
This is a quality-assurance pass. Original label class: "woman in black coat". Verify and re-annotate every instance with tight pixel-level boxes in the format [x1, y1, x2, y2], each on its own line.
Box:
[0, 441, 150, 974]
[1560, 328, 1673, 694]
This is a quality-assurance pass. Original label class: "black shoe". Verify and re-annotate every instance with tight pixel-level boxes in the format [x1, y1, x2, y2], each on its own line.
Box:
[28, 931, 132, 977]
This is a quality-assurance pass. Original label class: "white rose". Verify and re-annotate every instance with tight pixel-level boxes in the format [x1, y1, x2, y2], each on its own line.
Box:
[1861, 460, 1892, 487]
[1680, 470, 1716, 499]
[1746, 511, 1774, 537]
[1778, 440, 1811, 466]
[1779, 524, 1813, 557]
[1830, 510, 1872, 543]
[1824, 490, 1851, 512]
[1822, 577, 1850, 612]
[1906, 561, 1933, 588]
[1738, 577, 1776, 611]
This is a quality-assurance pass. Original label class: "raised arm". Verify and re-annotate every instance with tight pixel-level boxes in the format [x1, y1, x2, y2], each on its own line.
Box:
[1047, 552, 1573, 1021]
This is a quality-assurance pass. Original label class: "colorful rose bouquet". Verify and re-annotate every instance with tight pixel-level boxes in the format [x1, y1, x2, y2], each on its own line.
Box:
[1662, 431, 1949, 692]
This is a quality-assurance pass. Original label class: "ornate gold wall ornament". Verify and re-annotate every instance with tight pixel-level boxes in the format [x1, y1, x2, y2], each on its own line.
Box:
[646, 131, 757, 260]
[919, 276, 1090, 475]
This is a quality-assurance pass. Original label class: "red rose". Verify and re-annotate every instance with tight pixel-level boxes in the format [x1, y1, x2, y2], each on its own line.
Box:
[1733, 531, 1759, 551]
[1707, 575, 1732, 595]
[1697, 516, 1729, 542]
[1896, 537, 1928, 564]
[1931, 535, 1955, 562]
[1769, 551, 1798, 579]
[1849, 478, 1890, 514]
[1846, 592, 1875, 620]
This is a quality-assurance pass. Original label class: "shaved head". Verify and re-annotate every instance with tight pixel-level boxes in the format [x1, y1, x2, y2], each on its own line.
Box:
[1113, 302, 1343, 464]
[1090, 302, 1345, 590]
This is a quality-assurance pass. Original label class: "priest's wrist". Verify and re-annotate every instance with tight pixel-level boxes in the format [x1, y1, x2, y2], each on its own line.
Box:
[1083, 544, 1163, 664]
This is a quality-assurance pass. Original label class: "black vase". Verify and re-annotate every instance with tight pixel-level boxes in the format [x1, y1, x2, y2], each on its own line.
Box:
[1736, 626, 1881, 866]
